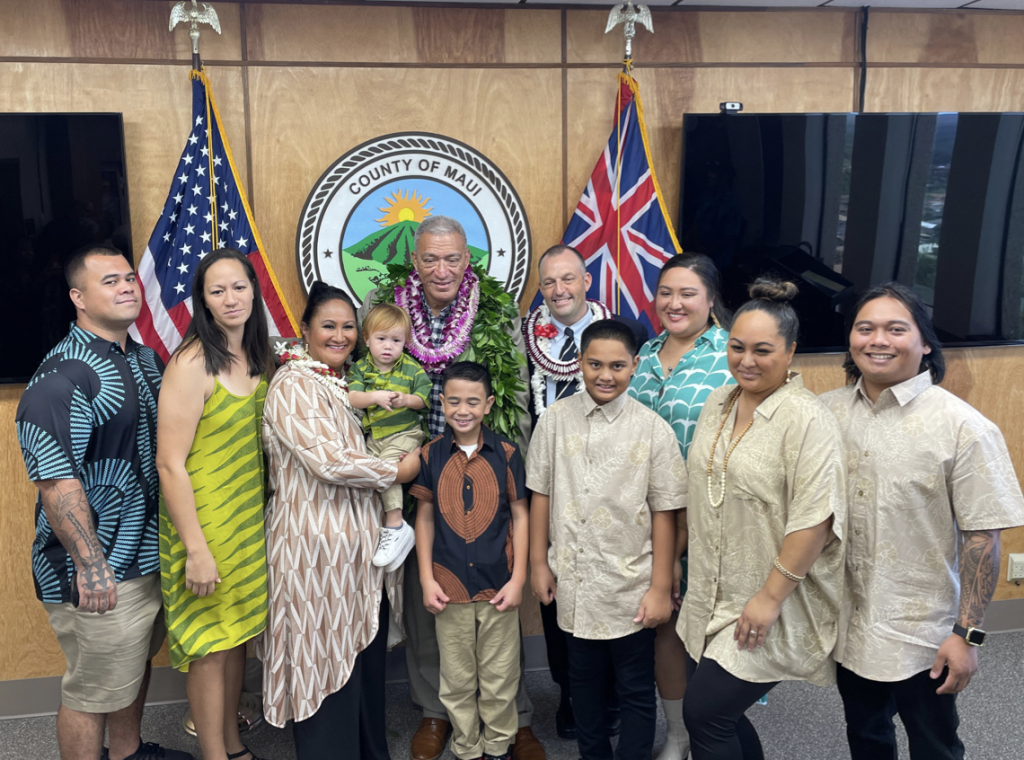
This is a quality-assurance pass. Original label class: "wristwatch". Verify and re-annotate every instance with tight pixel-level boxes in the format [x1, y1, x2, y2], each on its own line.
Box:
[952, 623, 986, 647]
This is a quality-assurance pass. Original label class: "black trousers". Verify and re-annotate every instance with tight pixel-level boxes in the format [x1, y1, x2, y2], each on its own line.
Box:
[540, 598, 618, 705]
[539, 597, 571, 692]
[683, 655, 777, 760]
[837, 664, 965, 760]
[292, 596, 391, 760]
[566, 628, 655, 760]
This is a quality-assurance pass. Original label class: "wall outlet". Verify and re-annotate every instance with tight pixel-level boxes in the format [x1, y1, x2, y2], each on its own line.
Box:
[1008, 553, 1024, 582]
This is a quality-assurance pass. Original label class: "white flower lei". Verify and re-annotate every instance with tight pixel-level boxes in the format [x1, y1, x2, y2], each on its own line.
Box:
[275, 340, 351, 408]
[524, 300, 612, 417]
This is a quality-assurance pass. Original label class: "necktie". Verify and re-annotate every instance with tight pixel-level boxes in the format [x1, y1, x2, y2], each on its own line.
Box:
[555, 327, 579, 400]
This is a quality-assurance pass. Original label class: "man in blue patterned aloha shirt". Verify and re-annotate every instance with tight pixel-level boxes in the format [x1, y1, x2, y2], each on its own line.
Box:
[16, 245, 192, 760]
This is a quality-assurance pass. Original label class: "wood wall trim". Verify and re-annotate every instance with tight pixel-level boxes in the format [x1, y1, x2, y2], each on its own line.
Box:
[130, 0, 1024, 16]
[23, 56, 1024, 69]
[11, 55, 1024, 71]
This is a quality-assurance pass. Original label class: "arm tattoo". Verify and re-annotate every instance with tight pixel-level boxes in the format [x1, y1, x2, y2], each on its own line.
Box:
[39, 480, 113, 592]
[958, 529, 1001, 628]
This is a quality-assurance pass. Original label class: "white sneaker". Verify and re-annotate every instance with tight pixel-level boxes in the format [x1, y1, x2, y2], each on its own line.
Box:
[373, 522, 415, 571]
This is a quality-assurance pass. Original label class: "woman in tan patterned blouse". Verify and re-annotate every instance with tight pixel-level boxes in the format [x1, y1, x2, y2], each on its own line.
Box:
[678, 279, 846, 760]
[257, 283, 420, 760]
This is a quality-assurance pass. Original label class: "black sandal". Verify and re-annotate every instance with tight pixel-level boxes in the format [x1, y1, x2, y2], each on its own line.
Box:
[227, 749, 260, 760]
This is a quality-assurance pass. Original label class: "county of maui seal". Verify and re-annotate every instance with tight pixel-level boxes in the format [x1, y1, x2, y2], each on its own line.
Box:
[296, 132, 531, 304]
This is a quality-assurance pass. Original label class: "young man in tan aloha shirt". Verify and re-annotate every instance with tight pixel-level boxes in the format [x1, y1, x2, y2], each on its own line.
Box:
[527, 319, 686, 760]
[821, 283, 1024, 760]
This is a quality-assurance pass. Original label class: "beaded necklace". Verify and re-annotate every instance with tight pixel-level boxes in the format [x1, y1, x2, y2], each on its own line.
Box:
[706, 372, 794, 507]
[705, 388, 754, 508]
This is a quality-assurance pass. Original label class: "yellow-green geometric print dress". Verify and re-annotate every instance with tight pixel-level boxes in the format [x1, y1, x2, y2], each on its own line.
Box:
[160, 376, 269, 671]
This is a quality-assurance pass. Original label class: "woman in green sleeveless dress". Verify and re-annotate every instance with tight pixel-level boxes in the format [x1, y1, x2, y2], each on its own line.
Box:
[157, 249, 276, 760]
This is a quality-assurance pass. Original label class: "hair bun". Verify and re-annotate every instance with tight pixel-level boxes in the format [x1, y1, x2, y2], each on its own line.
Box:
[748, 277, 798, 303]
[308, 281, 332, 298]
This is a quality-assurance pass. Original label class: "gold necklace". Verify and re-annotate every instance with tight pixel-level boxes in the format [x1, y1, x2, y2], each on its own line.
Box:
[706, 388, 755, 508]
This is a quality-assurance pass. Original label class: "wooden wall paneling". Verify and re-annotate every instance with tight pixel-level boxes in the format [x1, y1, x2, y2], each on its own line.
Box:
[500, 10, 563, 66]
[0, 0, 242, 61]
[790, 352, 847, 395]
[247, 66, 563, 316]
[565, 67, 857, 228]
[866, 67, 1024, 113]
[0, 62, 247, 267]
[867, 11, 1024, 65]
[0, 386, 65, 681]
[245, 4, 560, 65]
[566, 10, 856, 65]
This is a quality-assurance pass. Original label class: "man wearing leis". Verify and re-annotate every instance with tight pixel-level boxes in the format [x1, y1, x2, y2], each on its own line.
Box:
[359, 216, 543, 760]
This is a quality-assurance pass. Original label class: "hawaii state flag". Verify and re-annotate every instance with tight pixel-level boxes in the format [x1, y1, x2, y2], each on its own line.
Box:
[130, 69, 297, 360]
[538, 72, 681, 336]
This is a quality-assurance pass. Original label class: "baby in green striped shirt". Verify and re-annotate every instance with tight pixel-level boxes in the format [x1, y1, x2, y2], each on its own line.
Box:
[350, 303, 430, 571]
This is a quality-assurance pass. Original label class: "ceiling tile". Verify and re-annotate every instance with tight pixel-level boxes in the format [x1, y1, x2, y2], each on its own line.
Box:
[826, 0, 967, 7]
[675, 0, 825, 5]
[962, 0, 1024, 8]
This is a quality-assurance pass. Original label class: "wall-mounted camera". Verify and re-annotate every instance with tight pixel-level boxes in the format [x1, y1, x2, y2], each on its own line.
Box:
[719, 102, 743, 114]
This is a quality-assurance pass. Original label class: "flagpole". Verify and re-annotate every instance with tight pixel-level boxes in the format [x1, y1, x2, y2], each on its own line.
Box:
[171, 3, 222, 249]
[606, 2, 653, 318]
[615, 76, 623, 316]
[203, 74, 220, 251]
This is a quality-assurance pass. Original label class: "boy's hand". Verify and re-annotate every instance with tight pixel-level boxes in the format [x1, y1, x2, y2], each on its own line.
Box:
[390, 393, 410, 409]
[491, 579, 523, 612]
[531, 564, 557, 605]
[369, 390, 398, 411]
[635, 587, 672, 628]
[422, 579, 449, 615]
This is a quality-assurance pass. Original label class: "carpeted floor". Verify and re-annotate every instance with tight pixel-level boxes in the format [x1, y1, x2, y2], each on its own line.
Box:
[3, 631, 1022, 759]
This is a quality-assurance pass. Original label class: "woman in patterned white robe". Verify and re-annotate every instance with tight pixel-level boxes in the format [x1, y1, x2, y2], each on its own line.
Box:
[257, 283, 419, 760]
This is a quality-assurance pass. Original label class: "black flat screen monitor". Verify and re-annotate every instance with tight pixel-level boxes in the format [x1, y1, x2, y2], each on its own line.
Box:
[680, 112, 1024, 352]
[0, 112, 132, 382]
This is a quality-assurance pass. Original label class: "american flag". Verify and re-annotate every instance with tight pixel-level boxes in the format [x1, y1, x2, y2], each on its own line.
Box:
[130, 70, 297, 360]
[539, 73, 680, 336]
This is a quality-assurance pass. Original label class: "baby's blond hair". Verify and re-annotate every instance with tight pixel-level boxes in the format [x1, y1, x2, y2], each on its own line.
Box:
[362, 303, 411, 341]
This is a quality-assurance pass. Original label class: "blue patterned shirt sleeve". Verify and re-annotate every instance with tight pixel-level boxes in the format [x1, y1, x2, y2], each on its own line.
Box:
[628, 326, 735, 459]
[18, 372, 88, 482]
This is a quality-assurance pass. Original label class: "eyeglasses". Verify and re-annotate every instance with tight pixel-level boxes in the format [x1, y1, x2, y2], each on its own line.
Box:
[416, 253, 467, 270]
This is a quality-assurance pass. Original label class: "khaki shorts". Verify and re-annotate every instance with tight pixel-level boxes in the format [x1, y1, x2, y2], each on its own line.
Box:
[367, 427, 427, 512]
[43, 573, 165, 713]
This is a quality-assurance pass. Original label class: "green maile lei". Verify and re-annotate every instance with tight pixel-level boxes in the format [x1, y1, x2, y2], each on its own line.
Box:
[374, 261, 527, 442]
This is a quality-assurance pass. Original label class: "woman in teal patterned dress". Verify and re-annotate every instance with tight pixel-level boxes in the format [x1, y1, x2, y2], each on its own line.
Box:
[628, 253, 735, 760]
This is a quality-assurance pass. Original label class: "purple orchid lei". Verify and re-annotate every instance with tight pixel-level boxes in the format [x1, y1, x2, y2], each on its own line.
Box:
[395, 267, 480, 374]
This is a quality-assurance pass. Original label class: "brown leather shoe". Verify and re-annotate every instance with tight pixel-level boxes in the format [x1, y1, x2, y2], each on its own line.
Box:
[511, 726, 546, 760]
[410, 717, 450, 760]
